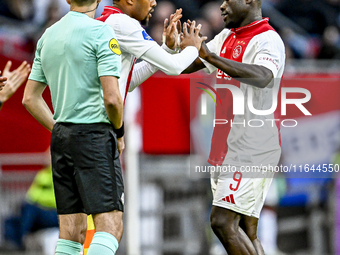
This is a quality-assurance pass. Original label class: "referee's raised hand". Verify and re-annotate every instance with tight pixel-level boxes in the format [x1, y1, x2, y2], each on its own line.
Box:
[180, 20, 207, 51]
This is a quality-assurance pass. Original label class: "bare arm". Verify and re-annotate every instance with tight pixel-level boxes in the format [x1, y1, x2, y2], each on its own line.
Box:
[141, 20, 205, 76]
[22, 80, 55, 131]
[100, 76, 124, 156]
[182, 57, 206, 74]
[199, 42, 273, 88]
[100, 76, 123, 129]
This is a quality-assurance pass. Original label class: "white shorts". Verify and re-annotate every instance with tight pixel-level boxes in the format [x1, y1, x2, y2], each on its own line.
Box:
[211, 166, 274, 218]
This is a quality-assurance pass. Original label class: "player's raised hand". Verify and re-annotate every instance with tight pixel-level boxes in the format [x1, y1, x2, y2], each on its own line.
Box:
[198, 41, 212, 60]
[163, 8, 182, 50]
[0, 60, 31, 102]
[186, 19, 206, 38]
[0, 71, 7, 91]
[180, 20, 207, 51]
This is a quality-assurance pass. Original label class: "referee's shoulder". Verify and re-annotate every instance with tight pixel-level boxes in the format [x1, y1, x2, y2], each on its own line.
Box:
[91, 17, 110, 27]
[89, 18, 115, 34]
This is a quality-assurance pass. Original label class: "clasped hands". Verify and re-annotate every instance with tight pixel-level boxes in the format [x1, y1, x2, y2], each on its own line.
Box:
[163, 8, 209, 57]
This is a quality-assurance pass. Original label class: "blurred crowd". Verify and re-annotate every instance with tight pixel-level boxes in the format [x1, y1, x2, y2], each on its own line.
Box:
[0, 0, 339, 61]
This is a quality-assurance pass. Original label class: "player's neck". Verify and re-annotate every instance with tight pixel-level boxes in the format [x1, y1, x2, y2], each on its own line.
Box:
[112, 3, 132, 17]
[70, 3, 98, 18]
[239, 12, 262, 28]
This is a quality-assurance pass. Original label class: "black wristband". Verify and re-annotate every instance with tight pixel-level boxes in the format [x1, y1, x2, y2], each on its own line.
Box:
[114, 122, 124, 138]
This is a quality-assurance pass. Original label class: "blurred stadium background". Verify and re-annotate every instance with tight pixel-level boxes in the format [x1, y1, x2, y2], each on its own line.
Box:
[0, 0, 339, 254]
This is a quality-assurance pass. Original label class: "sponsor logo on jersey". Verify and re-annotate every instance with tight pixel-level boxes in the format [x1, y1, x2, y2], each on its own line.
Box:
[222, 194, 235, 204]
[142, 30, 154, 41]
[109, 38, 121, 55]
[233, 45, 242, 59]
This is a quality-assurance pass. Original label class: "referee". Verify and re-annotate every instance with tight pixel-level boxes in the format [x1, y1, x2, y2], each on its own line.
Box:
[23, 0, 124, 254]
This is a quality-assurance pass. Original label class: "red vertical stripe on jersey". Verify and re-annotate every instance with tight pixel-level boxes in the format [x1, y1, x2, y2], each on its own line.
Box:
[96, 7, 133, 104]
[226, 196, 231, 203]
[124, 58, 137, 103]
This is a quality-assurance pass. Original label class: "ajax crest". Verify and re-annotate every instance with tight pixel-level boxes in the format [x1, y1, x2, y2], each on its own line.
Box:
[233, 45, 242, 59]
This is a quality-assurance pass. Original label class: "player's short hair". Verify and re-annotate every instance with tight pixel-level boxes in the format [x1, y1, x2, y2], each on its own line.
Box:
[71, 0, 97, 6]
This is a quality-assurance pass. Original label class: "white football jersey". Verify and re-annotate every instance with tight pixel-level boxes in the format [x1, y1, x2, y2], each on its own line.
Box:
[202, 18, 285, 168]
[97, 6, 158, 101]
[97, 6, 199, 102]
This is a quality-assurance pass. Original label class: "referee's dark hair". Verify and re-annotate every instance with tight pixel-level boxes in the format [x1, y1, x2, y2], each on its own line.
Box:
[72, 0, 97, 6]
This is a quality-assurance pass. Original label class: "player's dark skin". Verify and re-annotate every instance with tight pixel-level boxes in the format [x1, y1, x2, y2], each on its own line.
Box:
[184, 0, 270, 254]
[184, 0, 273, 89]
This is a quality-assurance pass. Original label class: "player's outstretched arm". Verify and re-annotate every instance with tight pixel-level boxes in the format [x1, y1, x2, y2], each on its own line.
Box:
[199, 41, 273, 88]
[129, 21, 206, 92]
[128, 9, 183, 92]
[0, 61, 31, 110]
[22, 80, 55, 131]
[180, 21, 208, 74]
[182, 57, 206, 74]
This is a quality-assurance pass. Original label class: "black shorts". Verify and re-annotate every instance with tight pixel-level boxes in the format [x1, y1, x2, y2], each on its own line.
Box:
[51, 122, 124, 215]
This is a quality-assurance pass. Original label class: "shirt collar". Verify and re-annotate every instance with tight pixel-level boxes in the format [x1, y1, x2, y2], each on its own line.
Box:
[231, 18, 269, 35]
[101, 6, 123, 16]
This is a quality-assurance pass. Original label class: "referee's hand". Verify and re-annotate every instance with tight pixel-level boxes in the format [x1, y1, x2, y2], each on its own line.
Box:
[117, 136, 125, 157]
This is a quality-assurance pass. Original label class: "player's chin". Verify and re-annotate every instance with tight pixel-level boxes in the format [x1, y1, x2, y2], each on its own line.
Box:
[225, 21, 236, 29]
[141, 16, 150, 26]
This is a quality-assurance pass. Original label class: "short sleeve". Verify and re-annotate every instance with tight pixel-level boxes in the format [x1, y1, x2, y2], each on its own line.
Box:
[29, 37, 48, 84]
[253, 31, 285, 78]
[96, 24, 121, 78]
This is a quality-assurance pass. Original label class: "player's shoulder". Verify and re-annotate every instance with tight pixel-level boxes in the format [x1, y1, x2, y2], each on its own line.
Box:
[105, 13, 142, 32]
[216, 28, 233, 39]
[253, 30, 284, 48]
[209, 28, 232, 45]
